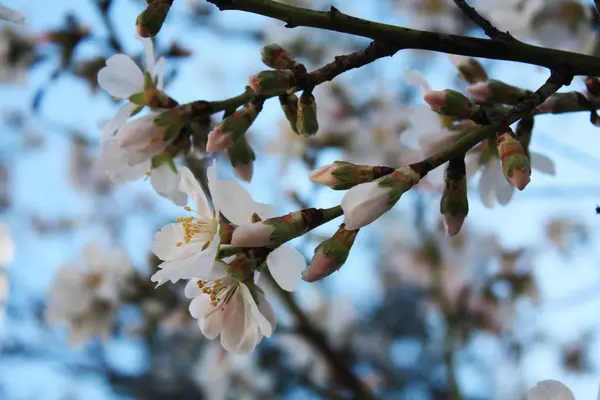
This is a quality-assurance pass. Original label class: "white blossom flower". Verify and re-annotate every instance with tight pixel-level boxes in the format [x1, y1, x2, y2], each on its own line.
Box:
[0, 4, 24, 24]
[150, 162, 277, 286]
[0, 222, 15, 266]
[46, 242, 132, 346]
[184, 263, 276, 355]
[467, 150, 555, 208]
[98, 36, 166, 141]
[527, 380, 576, 400]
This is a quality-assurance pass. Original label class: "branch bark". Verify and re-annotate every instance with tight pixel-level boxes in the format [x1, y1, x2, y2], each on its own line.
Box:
[452, 0, 512, 40]
[206, 0, 600, 76]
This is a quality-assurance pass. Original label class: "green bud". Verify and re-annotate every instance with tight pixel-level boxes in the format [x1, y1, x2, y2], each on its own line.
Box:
[309, 161, 395, 190]
[497, 131, 531, 190]
[303, 224, 358, 282]
[467, 80, 528, 105]
[136, 0, 173, 38]
[227, 136, 255, 182]
[449, 55, 488, 84]
[424, 90, 480, 119]
[296, 91, 318, 136]
[248, 70, 295, 96]
[279, 94, 299, 133]
[440, 157, 468, 237]
[261, 43, 298, 69]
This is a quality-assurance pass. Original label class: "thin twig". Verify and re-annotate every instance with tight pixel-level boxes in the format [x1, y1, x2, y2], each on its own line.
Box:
[265, 271, 378, 400]
[206, 0, 600, 76]
[452, 0, 513, 40]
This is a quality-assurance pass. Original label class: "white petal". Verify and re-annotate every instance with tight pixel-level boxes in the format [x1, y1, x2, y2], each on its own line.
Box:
[139, 36, 156, 74]
[252, 202, 277, 220]
[404, 69, 431, 94]
[478, 163, 496, 209]
[96, 139, 149, 182]
[184, 279, 202, 298]
[0, 4, 25, 24]
[267, 245, 305, 292]
[151, 223, 203, 261]
[101, 103, 137, 143]
[155, 57, 167, 90]
[530, 152, 556, 176]
[256, 292, 276, 334]
[220, 287, 262, 354]
[527, 380, 575, 400]
[151, 164, 187, 206]
[150, 234, 220, 285]
[207, 162, 256, 225]
[189, 295, 210, 319]
[465, 153, 481, 179]
[202, 308, 224, 340]
[97, 54, 144, 98]
[178, 166, 212, 218]
[492, 162, 514, 205]
[341, 181, 390, 230]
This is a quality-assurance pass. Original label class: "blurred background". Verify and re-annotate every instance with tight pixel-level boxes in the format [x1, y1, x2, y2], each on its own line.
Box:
[1, 0, 600, 398]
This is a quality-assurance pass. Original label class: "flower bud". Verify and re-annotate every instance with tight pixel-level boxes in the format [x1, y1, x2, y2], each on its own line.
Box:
[466, 80, 528, 105]
[261, 44, 298, 69]
[232, 207, 339, 247]
[440, 157, 468, 237]
[341, 166, 421, 230]
[117, 113, 171, 156]
[206, 102, 261, 152]
[136, 0, 173, 38]
[497, 131, 531, 190]
[424, 89, 480, 119]
[537, 92, 580, 114]
[296, 91, 318, 136]
[227, 136, 255, 182]
[302, 225, 358, 282]
[279, 94, 299, 134]
[448, 55, 488, 84]
[585, 76, 600, 97]
[309, 161, 395, 190]
[248, 70, 295, 96]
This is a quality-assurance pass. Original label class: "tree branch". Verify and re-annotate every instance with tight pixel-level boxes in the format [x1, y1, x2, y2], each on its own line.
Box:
[452, 0, 513, 40]
[265, 272, 377, 400]
[206, 0, 600, 76]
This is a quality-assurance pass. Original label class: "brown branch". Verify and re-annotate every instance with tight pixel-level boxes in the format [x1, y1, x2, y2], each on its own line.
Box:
[452, 0, 513, 40]
[265, 271, 378, 400]
[206, 0, 600, 77]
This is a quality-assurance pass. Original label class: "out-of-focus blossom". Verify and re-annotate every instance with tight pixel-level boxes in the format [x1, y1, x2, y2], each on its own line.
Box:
[0, 4, 25, 24]
[45, 242, 132, 346]
[527, 380, 576, 400]
[0, 26, 35, 83]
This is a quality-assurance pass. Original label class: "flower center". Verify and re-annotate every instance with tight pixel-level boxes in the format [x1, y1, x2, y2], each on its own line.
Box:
[197, 277, 237, 309]
[175, 206, 218, 247]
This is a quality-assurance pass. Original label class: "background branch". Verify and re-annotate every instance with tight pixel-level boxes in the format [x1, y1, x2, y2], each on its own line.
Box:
[452, 0, 513, 40]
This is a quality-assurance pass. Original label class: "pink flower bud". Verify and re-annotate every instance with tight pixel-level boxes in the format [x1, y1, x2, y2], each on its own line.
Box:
[507, 168, 531, 191]
[231, 222, 275, 247]
[537, 97, 558, 113]
[443, 213, 465, 237]
[206, 126, 234, 152]
[423, 90, 447, 110]
[302, 248, 337, 282]
[309, 164, 337, 187]
[465, 82, 492, 102]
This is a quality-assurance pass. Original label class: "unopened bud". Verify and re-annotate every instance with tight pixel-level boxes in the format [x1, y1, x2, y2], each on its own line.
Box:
[227, 136, 255, 182]
[497, 131, 531, 190]
[206, 102, 261, 152]
[466, 80, 528, 105]
[136, 0, 173, 38]
[232, 207, 338, 247]
[302, 224, 358, 282]
[248, 70, 295, 96]
[279, 94, 299, 134]
[440, 157, 468, 237]
[424, 89, 480, 119]
[537, 92, 580, 114]
[309, 161, 395, 190]
[448, 55, 488, 84]
[342, 166, 421, 230]
[296, 91, 318, 136]
[261, 43, 298, 69]
[585, 76, 600, 97]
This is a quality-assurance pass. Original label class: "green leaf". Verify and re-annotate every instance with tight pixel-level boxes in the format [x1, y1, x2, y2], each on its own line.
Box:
[128, 92, 145, 105]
